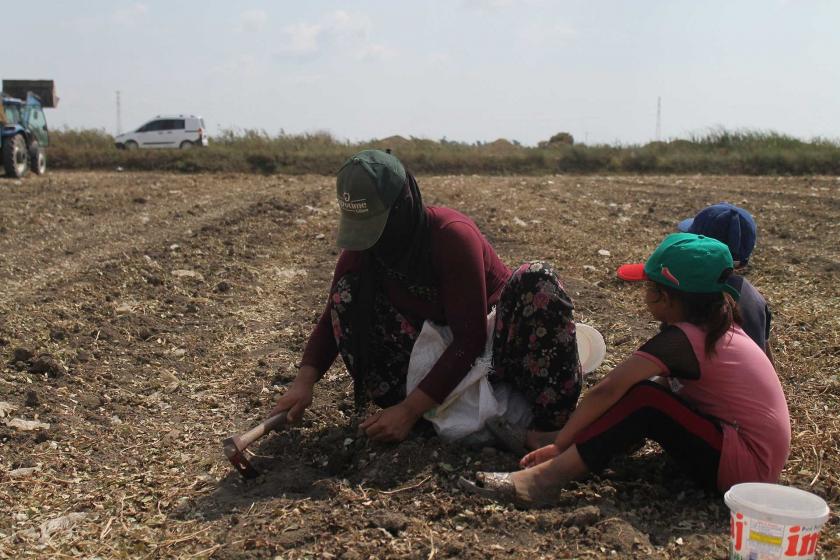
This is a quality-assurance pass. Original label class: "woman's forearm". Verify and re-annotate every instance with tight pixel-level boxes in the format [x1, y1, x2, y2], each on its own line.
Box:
[295, 364, 321, 387]
[402, 387, 437, 418]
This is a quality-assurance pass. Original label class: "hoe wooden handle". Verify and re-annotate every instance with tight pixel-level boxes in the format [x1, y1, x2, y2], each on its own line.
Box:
[231, 411, 288, 451]
[223, 411, 289, 479]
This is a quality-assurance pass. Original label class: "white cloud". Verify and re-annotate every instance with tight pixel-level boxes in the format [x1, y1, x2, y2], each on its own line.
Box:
[112, 3, 149, 25]
[238, 9, 268, 32]
[62, 3, 148, 31]
[428, 52, 451, 64]
[462, 0, 516, 11]
[519, 22, 577, 48]
[327, 10, 372, 41]
[211, 54, 267, 78]
[356, 44, 397, 61]
[279, 22, 323, 54]
[275, 10, 392, 60]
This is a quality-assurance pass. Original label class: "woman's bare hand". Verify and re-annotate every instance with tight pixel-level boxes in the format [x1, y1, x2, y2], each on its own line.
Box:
[269, 366, 318, 423]
[360, 403, 420, 442]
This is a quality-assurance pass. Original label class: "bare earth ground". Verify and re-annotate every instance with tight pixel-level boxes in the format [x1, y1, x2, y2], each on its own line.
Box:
[0, 171, 838, 559]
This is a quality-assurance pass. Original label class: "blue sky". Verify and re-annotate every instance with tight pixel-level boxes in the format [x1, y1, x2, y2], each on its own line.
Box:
[5, 1, 840, 145]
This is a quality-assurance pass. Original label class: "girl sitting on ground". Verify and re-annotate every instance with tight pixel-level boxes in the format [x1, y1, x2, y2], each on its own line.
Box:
[461, 233, 791, 506]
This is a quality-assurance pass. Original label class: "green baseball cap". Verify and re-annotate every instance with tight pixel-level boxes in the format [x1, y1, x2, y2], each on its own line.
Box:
[335, 150, 407, 250]
[644, 233, 740, 300]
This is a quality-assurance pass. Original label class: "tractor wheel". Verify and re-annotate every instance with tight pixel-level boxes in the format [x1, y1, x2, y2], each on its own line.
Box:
[3, 134, 29, 178]
[29, 143, 47, 175]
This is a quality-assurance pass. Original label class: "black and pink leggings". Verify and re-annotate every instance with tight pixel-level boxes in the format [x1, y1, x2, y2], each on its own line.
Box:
[574, 381, 723, 491]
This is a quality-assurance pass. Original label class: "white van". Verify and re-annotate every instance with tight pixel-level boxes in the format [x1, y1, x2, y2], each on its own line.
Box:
[115, 115, 208, 150]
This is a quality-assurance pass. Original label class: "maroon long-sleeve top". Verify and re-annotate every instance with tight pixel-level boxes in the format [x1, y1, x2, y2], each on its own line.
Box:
[301, 206, 512, 403]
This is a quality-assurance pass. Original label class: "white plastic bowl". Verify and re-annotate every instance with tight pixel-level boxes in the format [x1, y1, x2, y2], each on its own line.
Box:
[575, 323, 606, 374]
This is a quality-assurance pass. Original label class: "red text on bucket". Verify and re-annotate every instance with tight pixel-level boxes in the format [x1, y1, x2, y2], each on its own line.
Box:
[731, 513, 821, 557]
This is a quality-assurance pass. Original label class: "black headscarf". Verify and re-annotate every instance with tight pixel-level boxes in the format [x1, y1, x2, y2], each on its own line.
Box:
[351, 171, 436, 408]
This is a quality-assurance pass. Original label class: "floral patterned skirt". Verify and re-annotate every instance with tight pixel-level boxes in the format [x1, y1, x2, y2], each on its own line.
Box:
[330, 261, 582, 431]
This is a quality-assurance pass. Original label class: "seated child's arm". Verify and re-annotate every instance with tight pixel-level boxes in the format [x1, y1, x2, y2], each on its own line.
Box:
[552, 355, 663, 452]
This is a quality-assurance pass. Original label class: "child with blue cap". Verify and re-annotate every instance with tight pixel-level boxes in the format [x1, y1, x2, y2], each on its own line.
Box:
[618, 203, 772, 361]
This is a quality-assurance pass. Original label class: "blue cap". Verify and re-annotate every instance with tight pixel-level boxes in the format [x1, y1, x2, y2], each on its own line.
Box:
[676, 203, 756, 265]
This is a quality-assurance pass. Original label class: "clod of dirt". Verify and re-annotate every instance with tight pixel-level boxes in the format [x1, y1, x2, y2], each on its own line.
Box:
[9, 466, 41, 478]
[271, 371, 297, 386]
[172, 269, 205, 282]
[136, 327, 155, 341]
[0, 401, 17, 417]
[162, 429, 181, 445]
[34, 431, 49, 444]
[92, 326, 118, 341]
[28, 354, 66, 378]
[326, 448, 353, 475]
[133, 197, 147, 204]
[24, 391, 39, 408]
[114, 303, 134, 315]
[368, 511, 410, 535]
[10, 347, 34, 363]
[215, 281, 231, 293]
[35, 512, 88, 544]
[75, 349, 91, 363]
[589, 518, 652, 553]
[49, 329, 66, 341]
[561, 505, 601, 528]
[78, 394, 102, 409]
[6, 418, 50, 431]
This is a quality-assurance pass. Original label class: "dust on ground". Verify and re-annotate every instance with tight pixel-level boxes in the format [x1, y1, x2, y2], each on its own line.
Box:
[0, 172, 838, 559]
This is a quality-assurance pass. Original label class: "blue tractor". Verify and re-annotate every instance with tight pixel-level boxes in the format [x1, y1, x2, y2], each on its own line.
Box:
[1, 80, 56, 178]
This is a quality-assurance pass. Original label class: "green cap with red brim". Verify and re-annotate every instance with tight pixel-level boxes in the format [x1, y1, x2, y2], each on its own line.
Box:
[618, 233, 741, 300]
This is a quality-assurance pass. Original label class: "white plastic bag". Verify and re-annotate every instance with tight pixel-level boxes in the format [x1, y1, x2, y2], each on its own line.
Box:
[406, 310, 532, 442]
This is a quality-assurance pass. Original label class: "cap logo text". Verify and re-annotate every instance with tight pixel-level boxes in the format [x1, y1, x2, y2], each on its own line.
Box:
[339, 194, 369, 214]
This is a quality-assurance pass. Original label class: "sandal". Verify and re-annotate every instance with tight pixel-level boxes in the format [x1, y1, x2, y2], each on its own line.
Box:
[485, 417, 529, 457]
[458, 472, 520, 505]
[459, 471, 557, 509]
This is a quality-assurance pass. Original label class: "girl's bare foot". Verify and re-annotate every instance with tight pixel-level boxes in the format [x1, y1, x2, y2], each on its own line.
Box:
[513, 445, 590, 503]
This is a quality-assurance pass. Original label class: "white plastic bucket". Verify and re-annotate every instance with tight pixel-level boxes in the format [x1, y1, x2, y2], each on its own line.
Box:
[724, 483, 830, 560]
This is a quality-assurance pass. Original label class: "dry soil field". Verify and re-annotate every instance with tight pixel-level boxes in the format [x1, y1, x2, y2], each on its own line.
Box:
[1, 171, 838, 559]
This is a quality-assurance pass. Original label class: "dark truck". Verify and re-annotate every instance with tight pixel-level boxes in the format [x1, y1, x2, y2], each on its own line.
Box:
[1, 80, 57, 178]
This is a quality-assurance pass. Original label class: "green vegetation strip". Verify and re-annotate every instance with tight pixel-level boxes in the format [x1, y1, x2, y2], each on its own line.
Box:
[47, 128, 840, 176]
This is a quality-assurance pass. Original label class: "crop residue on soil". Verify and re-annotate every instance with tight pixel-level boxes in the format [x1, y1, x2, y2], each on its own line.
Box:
[0, 172, 838, 558]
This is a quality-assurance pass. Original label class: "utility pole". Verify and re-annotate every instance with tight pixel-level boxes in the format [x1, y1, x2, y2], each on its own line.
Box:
[655, 96, 661, 142]
[116, 90, 122, 135]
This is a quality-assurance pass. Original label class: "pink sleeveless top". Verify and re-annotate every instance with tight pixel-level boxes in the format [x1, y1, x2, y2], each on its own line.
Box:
[638, 323, 790, 491]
